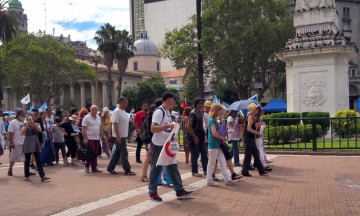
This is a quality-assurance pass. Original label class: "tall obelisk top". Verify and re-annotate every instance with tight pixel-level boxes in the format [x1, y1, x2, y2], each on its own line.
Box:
[294, 0, 339, 35]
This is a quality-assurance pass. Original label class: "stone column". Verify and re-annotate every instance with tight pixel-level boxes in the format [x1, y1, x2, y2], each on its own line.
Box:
[70, 85, 75, 100]
[3, 88, 9, 110]
[13, 96, 17, 111]
[91, 84, 96, 106]
[80, 82, 86, 108]
[102, 81, 108, 108]
[60, 91, 65, 106]
[113, 80, 119, 104]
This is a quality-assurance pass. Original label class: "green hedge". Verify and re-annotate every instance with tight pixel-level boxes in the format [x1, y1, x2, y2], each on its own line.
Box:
[263, 112, 301, 126]
[302, 112, 330, 135]
[333, 110, 359, 137]
[265, 124, 322, 144]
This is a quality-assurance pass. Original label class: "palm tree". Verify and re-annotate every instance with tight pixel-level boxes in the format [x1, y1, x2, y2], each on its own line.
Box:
[114, 29, 135, 100]
[94, 23, 117, 107]
[0, 0, 18, 42]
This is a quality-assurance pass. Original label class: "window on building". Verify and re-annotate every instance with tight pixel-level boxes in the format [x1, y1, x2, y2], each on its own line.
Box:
[343, 7, 350, 16]
[156, 62, 160, 71]
[134, 62, 138, 71]
[169, 80, 177, 85]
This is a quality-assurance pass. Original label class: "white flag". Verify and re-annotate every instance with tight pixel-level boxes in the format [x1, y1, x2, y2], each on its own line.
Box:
[156, 123, 180, 166]
[20, 94, 30, 104]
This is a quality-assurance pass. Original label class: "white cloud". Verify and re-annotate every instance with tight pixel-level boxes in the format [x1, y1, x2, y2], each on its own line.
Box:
[18, 0, 130, 49]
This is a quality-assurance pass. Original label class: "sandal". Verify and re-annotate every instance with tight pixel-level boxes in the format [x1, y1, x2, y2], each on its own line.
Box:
[107, 169, 118, 175]
[41, 176, 51, 182]
[125, 171, 136, 176]
[141, 175, 148, 182]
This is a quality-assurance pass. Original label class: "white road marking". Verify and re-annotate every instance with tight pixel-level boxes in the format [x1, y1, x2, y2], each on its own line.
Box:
[50, 172, 193, 216]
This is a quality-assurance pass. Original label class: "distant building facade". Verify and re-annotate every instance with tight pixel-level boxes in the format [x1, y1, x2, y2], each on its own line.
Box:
[7, 0, 28, 32]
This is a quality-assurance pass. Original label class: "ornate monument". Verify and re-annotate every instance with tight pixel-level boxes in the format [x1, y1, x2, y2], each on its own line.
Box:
[278, 0, 358, 116]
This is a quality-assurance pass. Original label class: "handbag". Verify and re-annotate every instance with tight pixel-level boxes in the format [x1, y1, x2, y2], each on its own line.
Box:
[77, 146, 94, 160]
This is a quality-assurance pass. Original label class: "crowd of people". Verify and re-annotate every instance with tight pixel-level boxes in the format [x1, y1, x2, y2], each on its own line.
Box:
[0, 91, 274, 201]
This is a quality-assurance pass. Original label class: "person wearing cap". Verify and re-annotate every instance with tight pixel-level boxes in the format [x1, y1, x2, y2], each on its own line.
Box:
[148, 92, 192, 201]
[107, 96, 135, 175]
[59, 114, 81, 166]
[227, 110, 241, 167]
[241, 103, 268, 177]
[82, 105, 105, 173]
[187, 97, 208, 177]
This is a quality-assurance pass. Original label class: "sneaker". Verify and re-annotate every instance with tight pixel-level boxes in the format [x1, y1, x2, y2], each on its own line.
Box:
[212, 174, 220, 182]
[207, 182, 219, 187]
[232, 172, 242, 180]
[7, 171, 12, 176]
[192, 173, 203, 177]
[149, 193, 162, 202]
[225, 179, 238, 186]
[177, 190, 193, 200]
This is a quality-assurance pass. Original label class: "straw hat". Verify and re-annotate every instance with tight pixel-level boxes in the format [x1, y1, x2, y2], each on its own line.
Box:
[204, 100, 212, 108]
[69, 115, 79, 121]
[247, 102, 260, 114]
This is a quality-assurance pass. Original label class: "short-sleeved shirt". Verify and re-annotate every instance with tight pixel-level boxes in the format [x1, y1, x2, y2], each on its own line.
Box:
[134, 111, 148, 129]
[189, 109, 205, 135]
[45, 115, 55, 127]
[8, 119, 25, 145]
[208, 118, 220, 149]
[227, 116, 240, 141]
[151, 107, 172, 146]
[111, 108, 130, 138]
[51, 124, 64, 143]
[82, 114, 101, 140]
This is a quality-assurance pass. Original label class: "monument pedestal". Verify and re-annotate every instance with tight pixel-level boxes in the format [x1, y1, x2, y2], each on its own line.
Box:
[280, 46, 354, 116]
[278, 0, 357, 116]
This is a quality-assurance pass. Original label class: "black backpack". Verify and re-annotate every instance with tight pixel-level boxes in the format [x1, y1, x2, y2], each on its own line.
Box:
[140, 107, 165, 143]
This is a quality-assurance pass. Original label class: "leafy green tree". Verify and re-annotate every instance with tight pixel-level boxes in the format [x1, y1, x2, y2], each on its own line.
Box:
[0, 0, 18, 42]
[0, 32, 95, 105]
[123, 75, 179, 112]
[94, 23, 117, 107]
[162, 0, 294, 101]
[114, 29, 135, 99]
[202, 0, 294, 100]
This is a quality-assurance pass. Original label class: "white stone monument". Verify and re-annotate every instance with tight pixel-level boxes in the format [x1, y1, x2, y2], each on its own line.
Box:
[277, 0, 357, 116]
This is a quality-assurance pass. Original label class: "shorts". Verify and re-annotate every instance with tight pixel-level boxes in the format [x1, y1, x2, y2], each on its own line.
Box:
[221, 143, 233, 161]
[9, 145, 24, 162]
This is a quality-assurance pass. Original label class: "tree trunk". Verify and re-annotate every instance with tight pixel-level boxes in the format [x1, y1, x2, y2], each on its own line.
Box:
[117, 58, 128, 100]
[196, 0, 204, 98]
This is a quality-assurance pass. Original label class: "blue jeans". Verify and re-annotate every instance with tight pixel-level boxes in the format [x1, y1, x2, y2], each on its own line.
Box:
[231, 140, 240, 165]
[191, 139, 208, 174]
[148, 143, 184, 196]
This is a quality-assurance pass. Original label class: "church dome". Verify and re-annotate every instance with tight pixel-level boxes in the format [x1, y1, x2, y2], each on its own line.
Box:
[8, 0, 22, 9]
[133, 31, 159, 56]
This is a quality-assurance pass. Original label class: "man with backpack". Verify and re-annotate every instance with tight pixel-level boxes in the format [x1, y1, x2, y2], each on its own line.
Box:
[134, 101, 149, 163]
[187, 97, 208, 177]
[148, 92, 192, 201]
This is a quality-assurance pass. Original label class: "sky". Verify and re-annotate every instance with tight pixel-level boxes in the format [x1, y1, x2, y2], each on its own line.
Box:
[17, 0, 130, 49]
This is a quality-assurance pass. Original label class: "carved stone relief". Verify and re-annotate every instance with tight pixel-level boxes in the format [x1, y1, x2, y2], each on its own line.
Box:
[301, 79, 327, 108]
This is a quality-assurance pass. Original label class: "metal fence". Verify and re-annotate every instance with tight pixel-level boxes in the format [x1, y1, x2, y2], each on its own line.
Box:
[174, 117, 360, 151]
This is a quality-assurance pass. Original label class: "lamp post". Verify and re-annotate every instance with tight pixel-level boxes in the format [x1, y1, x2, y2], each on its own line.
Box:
[90, 52, 102, 106]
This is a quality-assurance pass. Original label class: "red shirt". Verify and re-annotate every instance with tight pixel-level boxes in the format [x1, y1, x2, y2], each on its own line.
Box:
[134, 111, 148, 129]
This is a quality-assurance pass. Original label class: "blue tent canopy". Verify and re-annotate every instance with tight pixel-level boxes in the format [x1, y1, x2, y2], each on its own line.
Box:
[263, 99, 287, 113]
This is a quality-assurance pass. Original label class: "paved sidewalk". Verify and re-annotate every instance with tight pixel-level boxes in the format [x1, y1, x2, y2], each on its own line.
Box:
[0, 147, 360, 216]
